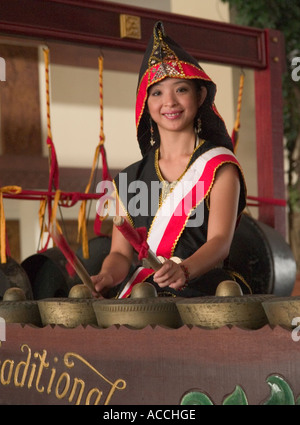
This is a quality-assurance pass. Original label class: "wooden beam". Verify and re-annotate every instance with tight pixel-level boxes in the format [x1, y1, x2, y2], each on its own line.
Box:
[0, 0, 266, 69]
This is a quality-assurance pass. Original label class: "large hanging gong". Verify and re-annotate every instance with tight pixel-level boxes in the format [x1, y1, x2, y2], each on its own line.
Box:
[21, 236, 112, 300]
[228, 214, 296, 295]
[0, 256, 33, 300]
[21, 247, 75, 299]
[75, 236, 112, 276]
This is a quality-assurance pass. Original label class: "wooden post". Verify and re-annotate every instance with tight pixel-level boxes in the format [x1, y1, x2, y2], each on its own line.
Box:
[254, 29, 286, 237]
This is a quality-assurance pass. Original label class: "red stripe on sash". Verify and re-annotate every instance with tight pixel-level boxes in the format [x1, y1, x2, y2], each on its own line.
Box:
[118, 153, 240, 298]
[156, 154, 239, 258]
[119, 267, 153, 298]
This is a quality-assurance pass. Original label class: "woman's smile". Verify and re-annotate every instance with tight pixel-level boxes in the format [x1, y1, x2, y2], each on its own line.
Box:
[162, 110, 183, 120]
[147, 78, 204, 134]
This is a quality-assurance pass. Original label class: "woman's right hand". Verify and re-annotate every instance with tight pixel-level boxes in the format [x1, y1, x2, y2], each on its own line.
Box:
[90, 272, 114, 298]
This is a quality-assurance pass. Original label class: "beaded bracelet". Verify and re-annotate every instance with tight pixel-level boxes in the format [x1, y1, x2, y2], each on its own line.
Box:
[178, 264, 190, 291]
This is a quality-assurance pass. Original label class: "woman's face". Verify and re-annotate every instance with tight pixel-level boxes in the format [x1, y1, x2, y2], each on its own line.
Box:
[147, 78, 206, 135]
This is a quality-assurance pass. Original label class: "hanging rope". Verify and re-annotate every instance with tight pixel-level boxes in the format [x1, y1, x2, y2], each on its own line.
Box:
[231, 71, 245, 153]
[99, 56, 105, 148]
[230, 71, 287, 208]
[38, 196, 47, 250]
[77, 56, 109, 258]
[94, 56, 112, 235]
[38, 48, 60, 252]
[43, 48, 59, 191]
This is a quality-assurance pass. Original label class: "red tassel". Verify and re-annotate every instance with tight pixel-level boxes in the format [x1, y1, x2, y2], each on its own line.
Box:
[51, 225, 77, 275]
[47, 136, 59, 190]
[114, 217, 149, 260]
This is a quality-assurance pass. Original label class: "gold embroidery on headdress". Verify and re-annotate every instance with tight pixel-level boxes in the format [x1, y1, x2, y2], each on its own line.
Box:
[148, 22, 184, 83]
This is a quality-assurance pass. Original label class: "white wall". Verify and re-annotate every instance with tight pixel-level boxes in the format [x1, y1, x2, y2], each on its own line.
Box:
[171, 0, 235, 149]
[40, 62, 140, 169]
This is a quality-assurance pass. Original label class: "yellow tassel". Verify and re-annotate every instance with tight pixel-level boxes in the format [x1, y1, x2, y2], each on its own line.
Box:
[77, 200, 89, 258]
[38, 197, 47, 250]
[233, 72, 245, 153]
[229, 270, 252, 295]
[0, 186, 22, 263]
[43, 48, 52, 140]
[77, 56, 105, 259]
[51, 190, 62, 235]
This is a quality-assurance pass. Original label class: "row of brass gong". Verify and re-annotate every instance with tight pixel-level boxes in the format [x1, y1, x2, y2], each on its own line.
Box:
[0, 214, 298, 330]
[0, 280, 299, 330]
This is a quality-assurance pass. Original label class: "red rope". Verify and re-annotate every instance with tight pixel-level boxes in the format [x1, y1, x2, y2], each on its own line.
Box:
[3, 191, 286, 207]
[3, 190, 99, 203]
[114, 219, 149, 260]
[247, 195, 286, 207]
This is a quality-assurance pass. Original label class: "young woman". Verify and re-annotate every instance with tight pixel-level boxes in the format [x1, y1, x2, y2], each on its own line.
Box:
[91, 21, 248, 298]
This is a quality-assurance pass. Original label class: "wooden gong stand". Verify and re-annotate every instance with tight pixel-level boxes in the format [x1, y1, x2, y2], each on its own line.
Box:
[0, 0, 286, 236]
[0, 1, 291, 407]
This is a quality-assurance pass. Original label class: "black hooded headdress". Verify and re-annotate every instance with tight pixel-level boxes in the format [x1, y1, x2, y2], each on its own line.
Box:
[136, 21, 233, 157]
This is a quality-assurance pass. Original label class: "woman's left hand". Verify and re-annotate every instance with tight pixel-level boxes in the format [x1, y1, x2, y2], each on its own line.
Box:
[153, 259, 186, 291]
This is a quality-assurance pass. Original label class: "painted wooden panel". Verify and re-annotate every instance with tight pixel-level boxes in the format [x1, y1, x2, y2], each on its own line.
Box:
[0, 324, 299, 405]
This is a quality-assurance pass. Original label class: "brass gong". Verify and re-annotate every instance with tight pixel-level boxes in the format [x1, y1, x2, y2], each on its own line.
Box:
[176, 280, 273, 329]
[0, 287, 42, 326]
[37, 284, 97, 328]
[262, 296, 300, 329]
[93, 281, 183, 329]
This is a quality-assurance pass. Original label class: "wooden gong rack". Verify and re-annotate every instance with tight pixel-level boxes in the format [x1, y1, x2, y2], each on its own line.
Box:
[0, 0, 286, 237]
[0, 2, 296, 408]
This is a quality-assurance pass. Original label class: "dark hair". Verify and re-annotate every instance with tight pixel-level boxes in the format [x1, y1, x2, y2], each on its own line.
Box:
[143, 79, 233, 155]
[194, 80, 233, 152]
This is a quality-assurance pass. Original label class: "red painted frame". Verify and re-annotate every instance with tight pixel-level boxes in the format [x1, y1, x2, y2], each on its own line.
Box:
[0, 0, 286, 236]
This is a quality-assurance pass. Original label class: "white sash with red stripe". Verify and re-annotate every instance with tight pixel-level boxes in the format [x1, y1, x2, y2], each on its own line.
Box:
[118, 147, 239, 298]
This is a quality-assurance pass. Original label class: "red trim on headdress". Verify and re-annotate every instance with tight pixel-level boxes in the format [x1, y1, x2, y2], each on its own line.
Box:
[136, 61, 213, 131]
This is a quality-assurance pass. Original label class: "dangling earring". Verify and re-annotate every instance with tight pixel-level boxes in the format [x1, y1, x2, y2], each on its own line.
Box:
[195, 116, 202, 134]
[150, 117, 155, 146]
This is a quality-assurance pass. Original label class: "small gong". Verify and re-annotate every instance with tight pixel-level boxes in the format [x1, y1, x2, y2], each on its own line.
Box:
[37, 284, 97, 328]
[262, 296, 300, 329]
[176, 280, 273, 329]
[0, 287, 42, 326]
[93, 281, 183, 329]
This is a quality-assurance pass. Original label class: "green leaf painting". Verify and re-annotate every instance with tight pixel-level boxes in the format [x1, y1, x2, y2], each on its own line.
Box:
[180, 375, 296, 405]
